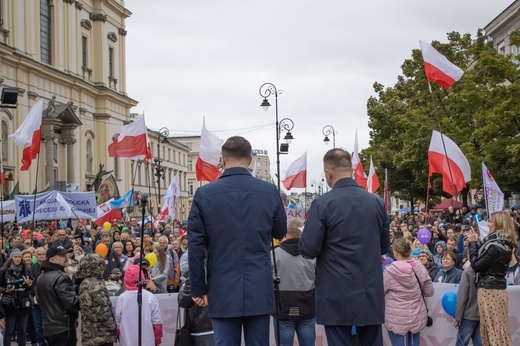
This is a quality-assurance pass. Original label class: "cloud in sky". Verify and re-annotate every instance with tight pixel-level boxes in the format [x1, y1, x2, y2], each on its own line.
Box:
[124, 0, 510, 191]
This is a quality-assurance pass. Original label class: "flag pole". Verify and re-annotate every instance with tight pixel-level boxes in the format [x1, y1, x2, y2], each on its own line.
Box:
[427, 82, 459, 199]
[131, 160, 139, 217]
[31, 152, 42, 228]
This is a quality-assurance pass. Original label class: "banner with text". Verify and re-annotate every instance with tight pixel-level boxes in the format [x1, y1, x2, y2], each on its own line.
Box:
[0, 200, 16, 223]
[285, 207, 308, 223]
[15, 191, 97, 223]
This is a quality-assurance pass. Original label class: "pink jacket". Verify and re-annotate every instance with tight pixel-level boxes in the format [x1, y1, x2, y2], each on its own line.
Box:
[383, 259, 434, 335]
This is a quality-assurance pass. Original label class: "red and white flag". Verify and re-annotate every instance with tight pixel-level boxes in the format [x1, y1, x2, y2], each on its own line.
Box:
[93, 199, 123, 226]
[428, 130, 471, 196]
[196, 119, 223, 182]
[352, 129, 367, 187]
[0, 162, 5, 185]
[154, 177, 181, 228]
[420, 40, 464, 89]
[108, 114, 152, 160]
[282, 152, 307, 190]
[9, 99, 43, 171]
[366, 156, 380, 194]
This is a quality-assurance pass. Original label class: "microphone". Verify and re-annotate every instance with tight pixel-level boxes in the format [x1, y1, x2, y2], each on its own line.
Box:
[140, 193, 148, 205]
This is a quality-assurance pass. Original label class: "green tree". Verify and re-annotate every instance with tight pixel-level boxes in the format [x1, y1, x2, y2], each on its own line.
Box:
[366, 30, 520, 206]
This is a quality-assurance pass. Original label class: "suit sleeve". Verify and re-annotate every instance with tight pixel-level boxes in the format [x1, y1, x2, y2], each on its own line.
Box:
[187, 190, 208, 297]
[272, 187, 287, 240]
[378, 199, 390, 255]
[299, 201, 325, 259]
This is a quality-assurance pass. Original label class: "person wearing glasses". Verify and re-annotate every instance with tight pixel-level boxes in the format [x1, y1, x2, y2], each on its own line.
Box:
[434, 251, 463, 284]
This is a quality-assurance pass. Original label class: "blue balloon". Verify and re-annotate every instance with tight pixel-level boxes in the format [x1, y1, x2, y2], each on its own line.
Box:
[412, 248, 422, 257]
[442, 291, 457, 317]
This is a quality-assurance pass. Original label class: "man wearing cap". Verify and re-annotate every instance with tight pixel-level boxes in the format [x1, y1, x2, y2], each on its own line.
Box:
[36, 244, 80, 345]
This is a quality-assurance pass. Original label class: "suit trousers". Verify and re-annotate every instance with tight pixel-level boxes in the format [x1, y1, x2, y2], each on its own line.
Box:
[325, 324, 383, 346]
[211, 314, 270, 346]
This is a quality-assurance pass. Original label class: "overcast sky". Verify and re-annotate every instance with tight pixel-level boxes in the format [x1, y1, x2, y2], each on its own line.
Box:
[124, 0, 512, 192]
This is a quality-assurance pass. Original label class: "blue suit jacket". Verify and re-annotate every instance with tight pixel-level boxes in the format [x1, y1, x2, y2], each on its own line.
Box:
[300, 177, 390, 326]
[188, 167, 287, 318]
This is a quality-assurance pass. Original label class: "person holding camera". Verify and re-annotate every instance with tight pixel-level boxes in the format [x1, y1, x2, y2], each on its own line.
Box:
[0, 248, 33, 346]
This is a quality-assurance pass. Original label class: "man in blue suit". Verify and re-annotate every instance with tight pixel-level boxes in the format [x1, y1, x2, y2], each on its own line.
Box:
[188, 136, 287, 346]
[300, 148, 390, 346]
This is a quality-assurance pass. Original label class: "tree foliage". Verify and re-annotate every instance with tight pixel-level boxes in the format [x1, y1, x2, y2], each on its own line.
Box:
[365, 30, 520, 204]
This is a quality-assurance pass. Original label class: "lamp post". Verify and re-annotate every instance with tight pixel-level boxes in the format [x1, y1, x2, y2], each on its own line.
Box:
[154, 127, 170, 210]
[310, 179, 317, 195]
[259, 83, 295, 192]
[322, 125, 336, 147]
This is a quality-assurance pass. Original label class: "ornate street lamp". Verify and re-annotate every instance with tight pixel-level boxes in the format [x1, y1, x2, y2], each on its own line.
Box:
[322, 125, 336, 147]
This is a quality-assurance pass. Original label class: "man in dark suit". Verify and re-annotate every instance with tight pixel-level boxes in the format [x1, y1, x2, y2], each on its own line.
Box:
[188, 136, 287, 345]
[300, 148, 390, 346]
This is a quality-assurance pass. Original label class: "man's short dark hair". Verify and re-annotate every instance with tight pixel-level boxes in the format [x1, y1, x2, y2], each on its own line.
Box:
[222, 136, 252, 160]
[323, 149, 352, 171]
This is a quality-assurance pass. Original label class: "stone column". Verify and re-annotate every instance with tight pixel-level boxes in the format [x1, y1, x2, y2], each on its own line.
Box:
[42, 134, 55, 187]
[65, 138, 76, 183]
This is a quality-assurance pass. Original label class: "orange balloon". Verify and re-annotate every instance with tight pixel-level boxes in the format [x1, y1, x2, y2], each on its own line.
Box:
[95, 243, 108, 258]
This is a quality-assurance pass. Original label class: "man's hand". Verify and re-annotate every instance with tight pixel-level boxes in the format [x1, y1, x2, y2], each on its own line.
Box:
[192, 295, 208, 307]
[453, 320, 460, 328]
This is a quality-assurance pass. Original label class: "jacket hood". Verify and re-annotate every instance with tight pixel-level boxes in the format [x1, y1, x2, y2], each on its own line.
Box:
[280, 238, 300, 256]
[124, 264, 144, 290]
[79, 254, 105, 278]
[435, 240, 446, 250]
[385, 260, 419, 289]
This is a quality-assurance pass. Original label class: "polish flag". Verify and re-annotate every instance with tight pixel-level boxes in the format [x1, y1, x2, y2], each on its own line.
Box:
[420, 40, 464, 89]
[154, 177, 181, 228]
[196, 119, 223, 182]
[366, 156, 380, 194]
[9, 99, 43, 171]
[108, 114, 152, 160]
[352, 129, 367, 187]
[282, 152, 307, 190]
[428, 130, 471, 196]
[93, 198, 123, 226]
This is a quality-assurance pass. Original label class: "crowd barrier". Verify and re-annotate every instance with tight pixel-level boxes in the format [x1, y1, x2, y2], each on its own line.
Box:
[77, 283, 520, 345]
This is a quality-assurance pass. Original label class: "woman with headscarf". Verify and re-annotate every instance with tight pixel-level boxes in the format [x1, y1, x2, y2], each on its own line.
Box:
[468, 211, 516, 345]
[0, 248, 33, 346]
[417, 249, 439, 281]
[115, 265, 163, 346]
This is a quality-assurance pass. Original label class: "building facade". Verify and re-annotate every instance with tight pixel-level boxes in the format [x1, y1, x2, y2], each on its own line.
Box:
[484, 0, 520, 57]
[0, 0, 136, 196]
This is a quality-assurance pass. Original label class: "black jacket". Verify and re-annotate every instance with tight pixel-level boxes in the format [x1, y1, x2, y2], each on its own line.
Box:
[36, 261, 79, 337]
[426, 263, 439, 282]
[469, 232, 512, 290]
[0, 264, 31, 311]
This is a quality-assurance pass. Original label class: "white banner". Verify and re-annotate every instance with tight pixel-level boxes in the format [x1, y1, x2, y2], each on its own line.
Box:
[285, 207, 307, 223]
[91, 284, 520, 345]
[0, 200, 16, 223]
[482, 162, 504, 215]
[15, 191, 97, 223]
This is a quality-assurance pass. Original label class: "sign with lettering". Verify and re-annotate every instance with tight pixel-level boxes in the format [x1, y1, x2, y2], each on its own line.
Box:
[0, 200, 16, 222]
[15, 191, 97, 222]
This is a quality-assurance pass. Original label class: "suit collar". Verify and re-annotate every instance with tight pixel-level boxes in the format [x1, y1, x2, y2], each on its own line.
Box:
[333, 177, 362, 189]
[220, 167, 251, 178]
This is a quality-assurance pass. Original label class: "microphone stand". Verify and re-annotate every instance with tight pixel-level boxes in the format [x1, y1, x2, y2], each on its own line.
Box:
[271, 237, 281, 346]
[137, 193, 148, 346]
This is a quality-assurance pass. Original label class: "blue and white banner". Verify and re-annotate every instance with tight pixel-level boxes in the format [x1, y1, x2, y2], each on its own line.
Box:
[15, 191, 97, 223]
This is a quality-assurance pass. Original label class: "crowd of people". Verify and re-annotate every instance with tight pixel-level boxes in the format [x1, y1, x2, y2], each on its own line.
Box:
[0, 217, 190, 345]
[0, 137, 518, 346]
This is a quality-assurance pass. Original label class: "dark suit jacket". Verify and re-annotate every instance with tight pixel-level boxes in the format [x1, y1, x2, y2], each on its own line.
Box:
[188, 167, 287, 318]
[300, 177, 390, 326]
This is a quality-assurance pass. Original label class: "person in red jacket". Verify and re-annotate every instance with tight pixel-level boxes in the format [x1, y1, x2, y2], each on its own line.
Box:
[384, 237, 434, 345]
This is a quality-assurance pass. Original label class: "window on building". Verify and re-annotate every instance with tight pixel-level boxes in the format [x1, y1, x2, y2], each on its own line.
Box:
[187, 160, 193, 172]
[186, 142, 192, 149]
[257, 161, 261, 168]
[40, 0, 52, 64]
[188, 182, 194, 196]
[108, 47, 114, 77]
[53, 142, 58, 163]
[86, 139, 92, 174]
[1, 120, 8, 163]
[82, 36, 88, 67]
